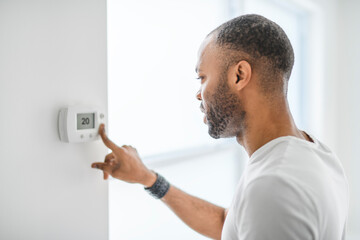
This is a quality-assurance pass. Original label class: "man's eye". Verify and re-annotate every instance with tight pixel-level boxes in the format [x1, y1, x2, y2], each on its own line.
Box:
[196, 76, 204, 81]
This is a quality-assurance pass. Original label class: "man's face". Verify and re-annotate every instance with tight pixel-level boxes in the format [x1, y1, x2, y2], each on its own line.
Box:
[195, 38, 246, 139]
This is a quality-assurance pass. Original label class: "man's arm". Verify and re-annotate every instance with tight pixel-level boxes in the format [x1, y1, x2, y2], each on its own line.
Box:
[91, 124, 227, 240]
[160, 184, 227, 240]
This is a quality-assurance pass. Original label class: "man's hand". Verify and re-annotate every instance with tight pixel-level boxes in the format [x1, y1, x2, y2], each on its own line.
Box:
[91, 124, 156, 187]
[92, 124, 227, 239]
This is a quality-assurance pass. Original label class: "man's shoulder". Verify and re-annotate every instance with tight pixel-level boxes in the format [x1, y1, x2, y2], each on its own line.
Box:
[250, 135, 340, 173]
[239, 134, 348, 216]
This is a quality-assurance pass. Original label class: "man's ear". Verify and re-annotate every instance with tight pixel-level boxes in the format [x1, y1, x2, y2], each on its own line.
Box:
[232, 60, 252, 91]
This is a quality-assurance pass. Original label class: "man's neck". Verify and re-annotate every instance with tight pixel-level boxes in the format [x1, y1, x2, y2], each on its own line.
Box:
[236, 102, 311, 157]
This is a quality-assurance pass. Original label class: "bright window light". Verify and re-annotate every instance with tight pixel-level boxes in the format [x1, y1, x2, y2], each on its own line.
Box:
[107, 0, 310, 239]
[107, 0, 231, 158]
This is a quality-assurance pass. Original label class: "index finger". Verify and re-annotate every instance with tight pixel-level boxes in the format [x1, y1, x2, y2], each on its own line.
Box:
[98, 124, 118, 150]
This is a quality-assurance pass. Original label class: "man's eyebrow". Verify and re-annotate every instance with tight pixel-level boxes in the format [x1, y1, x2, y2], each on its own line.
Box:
[195, 67, 201, 73]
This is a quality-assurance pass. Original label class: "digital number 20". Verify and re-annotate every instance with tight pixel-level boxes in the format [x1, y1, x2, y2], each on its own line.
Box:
[81, 117, 90, 125]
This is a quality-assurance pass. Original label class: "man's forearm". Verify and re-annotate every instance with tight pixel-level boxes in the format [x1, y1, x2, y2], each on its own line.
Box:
[160, 184, 226, 240]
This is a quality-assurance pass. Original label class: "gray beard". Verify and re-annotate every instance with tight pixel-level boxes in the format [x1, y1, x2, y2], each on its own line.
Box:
[206, 76, 246, 139]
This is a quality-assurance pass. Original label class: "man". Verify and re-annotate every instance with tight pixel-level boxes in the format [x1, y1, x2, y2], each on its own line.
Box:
[91, 14, 349, 240]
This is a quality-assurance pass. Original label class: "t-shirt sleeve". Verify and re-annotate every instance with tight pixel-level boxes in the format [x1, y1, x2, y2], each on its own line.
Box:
[236, 175, 318, 240]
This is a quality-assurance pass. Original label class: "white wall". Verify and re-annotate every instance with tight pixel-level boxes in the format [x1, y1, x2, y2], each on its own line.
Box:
[0, 0, 108, 239]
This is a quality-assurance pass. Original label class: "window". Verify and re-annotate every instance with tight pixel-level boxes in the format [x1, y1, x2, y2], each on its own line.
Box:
[107, 1, 244, 239]
[107, 0, 233, 157]
[107, 0, 313, 239]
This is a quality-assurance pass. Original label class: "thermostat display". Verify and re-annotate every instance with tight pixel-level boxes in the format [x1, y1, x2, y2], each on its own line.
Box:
[58, 106, 106, 143]
[77, 113, 95, 130]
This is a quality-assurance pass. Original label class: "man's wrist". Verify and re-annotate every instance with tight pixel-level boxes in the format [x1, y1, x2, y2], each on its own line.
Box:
[143, 170, 157, 188]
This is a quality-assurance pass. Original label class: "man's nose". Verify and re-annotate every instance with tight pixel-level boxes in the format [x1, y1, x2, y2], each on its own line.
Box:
[196, 89, 202, 101]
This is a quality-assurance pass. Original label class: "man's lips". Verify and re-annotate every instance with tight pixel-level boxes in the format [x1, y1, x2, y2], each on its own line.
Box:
[200, 104, 205, 113]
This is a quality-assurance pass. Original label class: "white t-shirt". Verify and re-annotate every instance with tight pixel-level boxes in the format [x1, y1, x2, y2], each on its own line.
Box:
[221, 134, 349, 240]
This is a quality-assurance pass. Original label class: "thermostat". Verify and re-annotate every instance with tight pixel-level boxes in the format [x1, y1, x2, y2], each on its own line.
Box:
[58, 105, 106, 143]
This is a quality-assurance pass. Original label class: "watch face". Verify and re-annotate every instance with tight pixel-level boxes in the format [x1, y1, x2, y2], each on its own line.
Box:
[77, 113, 95, 130]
